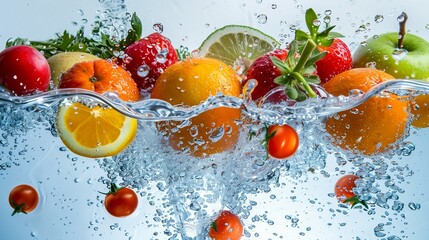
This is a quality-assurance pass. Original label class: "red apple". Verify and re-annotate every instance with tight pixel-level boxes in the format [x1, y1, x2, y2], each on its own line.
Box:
[0, 45, 50, 96]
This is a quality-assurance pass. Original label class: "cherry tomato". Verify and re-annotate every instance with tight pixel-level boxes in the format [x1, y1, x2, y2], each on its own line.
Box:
[103, 183, 138, 217]
[0, 45, 50, 96]
[266, 124, 299, 159]
[334, 174, 368, 208]
[334, 174, 359, 202]
[208, 210, 243, 240]
[8, 184, 39, 216]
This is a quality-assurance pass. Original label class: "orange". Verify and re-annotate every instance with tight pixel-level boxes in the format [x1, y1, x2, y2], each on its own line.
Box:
[410, 94, 429, 128]
[151, 57, 242, 157]
[324, 68, 409, 155]
[59, 59, 140, 102]
[56, 102, 137, 158]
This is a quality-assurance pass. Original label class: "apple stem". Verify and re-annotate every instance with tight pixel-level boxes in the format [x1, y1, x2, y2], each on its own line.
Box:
[398, 12, 408, 49]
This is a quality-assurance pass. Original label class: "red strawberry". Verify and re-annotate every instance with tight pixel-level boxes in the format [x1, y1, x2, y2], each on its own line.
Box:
[296, 8, 352, 85]
[120, 33, 178, 94]
[244, 49, 288, 100]
[316, 38, 352, 84]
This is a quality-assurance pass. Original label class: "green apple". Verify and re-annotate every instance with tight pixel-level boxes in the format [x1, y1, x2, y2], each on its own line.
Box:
[353, 13, 429, 81]
[48, 51, 99, 86]
[353, 33, 429, 80]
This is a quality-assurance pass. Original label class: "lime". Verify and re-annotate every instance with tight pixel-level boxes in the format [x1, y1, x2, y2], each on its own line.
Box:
[198, 25, 280, 73]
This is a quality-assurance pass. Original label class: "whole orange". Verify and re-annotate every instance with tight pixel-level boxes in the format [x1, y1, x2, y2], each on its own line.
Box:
[151, 57, 242, 157]
[59, 59, 140, 102]
[324, 68, 409, 155]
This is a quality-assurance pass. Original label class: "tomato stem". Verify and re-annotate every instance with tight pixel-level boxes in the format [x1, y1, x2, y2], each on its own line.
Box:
[10, 199, 27, 216]
[99, 183, 124, 195]
[344, 195, 369, 209]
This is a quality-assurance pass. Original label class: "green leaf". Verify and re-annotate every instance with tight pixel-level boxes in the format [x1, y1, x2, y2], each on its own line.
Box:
[286, 40, 298, 66]
[318, 25, 336, 38]
[295, 30, 310, 42]
[131, 12, 142, 40]
[296, 90, 308, 102]
[304, 76, 321, 85]
[274, 75, 288, 85]
[304, 51, 327, 69]
[305, 8, 319, 36]
[286, 87, 298, 100]
[211, 221, 218, 232]
[270, 56, 291, 73]
[319, 37, 335, 47]
[329, 31, 345, 38]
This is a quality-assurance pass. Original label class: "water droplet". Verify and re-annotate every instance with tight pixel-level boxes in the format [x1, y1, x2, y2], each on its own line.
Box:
[397, 13, 406, 22]
[408, 202, 421, 210]
[156, 48, 169, 63]
[313, 19, 321, 27]
[153, 23, 164, 33]
[392, 48, 408, 61]
[257, 14, 268, 24]
[374, 15, 384, 23]
[137, 65, 150, 77]
[271, 4, 277, 9]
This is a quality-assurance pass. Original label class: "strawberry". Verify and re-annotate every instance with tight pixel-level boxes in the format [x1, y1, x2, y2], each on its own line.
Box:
[295, 8, 352, 85]
[315, 38, 352, 84]
[244, 49, 288, 100]
[119, 32, 178, 94]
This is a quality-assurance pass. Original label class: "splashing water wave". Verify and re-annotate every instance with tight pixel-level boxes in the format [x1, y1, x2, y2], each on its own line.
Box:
[1, 79, 428, 125]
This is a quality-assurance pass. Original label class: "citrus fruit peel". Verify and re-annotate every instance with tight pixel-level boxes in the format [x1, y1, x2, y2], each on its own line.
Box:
[198, 25, 280, 74]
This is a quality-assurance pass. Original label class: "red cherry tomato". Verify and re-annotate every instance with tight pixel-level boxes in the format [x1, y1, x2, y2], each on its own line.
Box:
[266, 124, 299, 159]
[0, 45, 50, 96]
[334, 174, 369, 208]
[103, 183, 138, 217]
[8, 184, 39, 216]
[334, 174, 360, 202]
[208, 210, 243, 240]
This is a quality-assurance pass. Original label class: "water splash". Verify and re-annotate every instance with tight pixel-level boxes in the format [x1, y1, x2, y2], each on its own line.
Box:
[1, 80, 428, 125]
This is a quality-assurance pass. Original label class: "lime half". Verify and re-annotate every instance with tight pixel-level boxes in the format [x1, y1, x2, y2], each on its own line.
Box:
[198, 25, 280, 74]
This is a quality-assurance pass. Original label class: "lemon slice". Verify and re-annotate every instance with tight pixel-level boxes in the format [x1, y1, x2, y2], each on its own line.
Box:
[198, 25, 280, 72]
[56, 102, 137, 158]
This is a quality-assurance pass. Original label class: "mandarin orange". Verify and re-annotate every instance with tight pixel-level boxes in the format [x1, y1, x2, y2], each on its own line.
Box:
[324, 68, 409, 155]
[59, 59, 140, 102]
[151, 57, 242, 157]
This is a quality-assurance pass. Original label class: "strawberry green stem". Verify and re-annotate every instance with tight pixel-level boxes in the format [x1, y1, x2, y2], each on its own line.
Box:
[292, 39, 317, 98]
[290, 72, 316, 98]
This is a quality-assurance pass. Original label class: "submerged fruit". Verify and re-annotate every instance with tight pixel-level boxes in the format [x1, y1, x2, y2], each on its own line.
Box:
[56, 102, 137, 158]
[151, 57, 242, 157]
[208, 210, 243, 240]
[410, 94, 429, 128]
[324, 68, 409, 155]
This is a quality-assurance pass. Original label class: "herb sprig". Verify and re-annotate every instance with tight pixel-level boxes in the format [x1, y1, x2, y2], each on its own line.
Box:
[6, 12, 142, 59]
